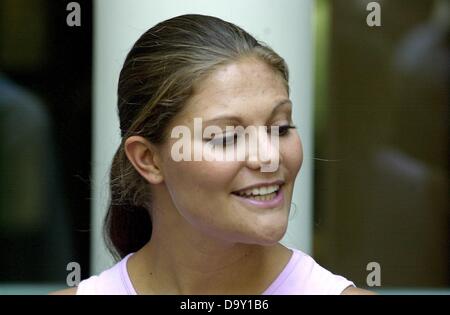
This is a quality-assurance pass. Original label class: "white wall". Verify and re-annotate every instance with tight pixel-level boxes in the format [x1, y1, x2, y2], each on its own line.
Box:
[92, 0, 314, 274]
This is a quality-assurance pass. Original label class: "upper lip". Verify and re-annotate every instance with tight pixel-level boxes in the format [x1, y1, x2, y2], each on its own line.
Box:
[232, 180, 285, 194]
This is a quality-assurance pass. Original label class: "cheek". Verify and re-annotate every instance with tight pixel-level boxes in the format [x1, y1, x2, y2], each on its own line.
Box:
[282, 134, 303, 177]
[162, 159, 242, 233]
[162, 137, 241, 189]
[163, 158, 240, 205]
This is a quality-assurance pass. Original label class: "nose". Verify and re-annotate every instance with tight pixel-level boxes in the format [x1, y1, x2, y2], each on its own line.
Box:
[245, 126, 280, 172]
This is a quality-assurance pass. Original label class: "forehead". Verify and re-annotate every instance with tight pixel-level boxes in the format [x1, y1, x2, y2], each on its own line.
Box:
[184, 58, 288, 118]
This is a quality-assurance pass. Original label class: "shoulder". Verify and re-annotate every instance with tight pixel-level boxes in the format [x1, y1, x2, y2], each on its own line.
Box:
[49, 287, 78, 295]
[286, 248, 359, 295]
[341, 286, 378, 295]
[65, 254, 135, 295]
[49, 257, 125, 295]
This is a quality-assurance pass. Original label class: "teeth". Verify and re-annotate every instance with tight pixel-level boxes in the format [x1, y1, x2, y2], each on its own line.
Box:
[246, 192, 277, 201]
[237, 185, 280, 197]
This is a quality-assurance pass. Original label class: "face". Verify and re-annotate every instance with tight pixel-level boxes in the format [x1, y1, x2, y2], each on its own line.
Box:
[157, 57, 303, 245]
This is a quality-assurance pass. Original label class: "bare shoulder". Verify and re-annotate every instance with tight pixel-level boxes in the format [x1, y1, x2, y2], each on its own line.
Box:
[49, 287, 78, 295]
[341, 286, 378, 295]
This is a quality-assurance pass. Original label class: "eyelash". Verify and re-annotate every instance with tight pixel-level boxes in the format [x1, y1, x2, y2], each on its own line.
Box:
[277, 124, 297, 136]
[206, 125, 296, 147]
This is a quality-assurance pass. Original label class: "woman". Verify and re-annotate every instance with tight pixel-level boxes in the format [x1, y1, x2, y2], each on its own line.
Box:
[54, 14, 372, 295]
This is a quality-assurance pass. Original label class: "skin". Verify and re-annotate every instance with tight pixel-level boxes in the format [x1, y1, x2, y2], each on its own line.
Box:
[52, 57, 374, 295]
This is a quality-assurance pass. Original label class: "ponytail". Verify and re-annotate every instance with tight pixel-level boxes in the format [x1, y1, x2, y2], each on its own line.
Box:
[104, 203, 151, 260]
[104, 144, 152, 260]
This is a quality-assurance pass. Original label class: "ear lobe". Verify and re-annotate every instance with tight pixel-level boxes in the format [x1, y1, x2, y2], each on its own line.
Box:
[124, 136, 164, 185]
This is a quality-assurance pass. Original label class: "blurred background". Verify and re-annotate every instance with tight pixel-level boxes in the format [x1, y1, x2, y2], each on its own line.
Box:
[0, 0, 448, 294]
[0, 0, 92, 293]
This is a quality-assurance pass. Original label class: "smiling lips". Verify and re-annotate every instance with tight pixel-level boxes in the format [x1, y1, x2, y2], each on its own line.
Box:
[231, 183, 285, 208]
[233, 184, 280, 201]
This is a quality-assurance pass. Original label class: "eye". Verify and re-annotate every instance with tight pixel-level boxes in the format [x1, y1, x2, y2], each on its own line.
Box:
[273, 125, 297, 136]
[206, 133, 239, 147]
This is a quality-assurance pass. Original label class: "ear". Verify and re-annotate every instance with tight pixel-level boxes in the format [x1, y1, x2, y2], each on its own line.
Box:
[123, 136, 164, 185]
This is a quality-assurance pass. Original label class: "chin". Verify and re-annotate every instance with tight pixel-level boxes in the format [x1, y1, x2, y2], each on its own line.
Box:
[246, 223, 288, 246]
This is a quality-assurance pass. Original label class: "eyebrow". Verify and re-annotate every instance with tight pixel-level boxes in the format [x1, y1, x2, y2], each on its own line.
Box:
[204, 99, 292, 125]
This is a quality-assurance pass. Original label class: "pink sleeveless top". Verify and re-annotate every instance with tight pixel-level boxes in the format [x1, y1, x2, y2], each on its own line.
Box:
[76, 248, 355, 295]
